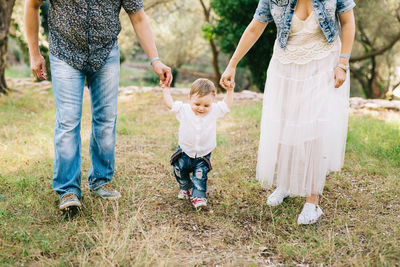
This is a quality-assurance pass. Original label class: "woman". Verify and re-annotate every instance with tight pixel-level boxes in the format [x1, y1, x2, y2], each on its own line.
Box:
[220, 0, 355, 224]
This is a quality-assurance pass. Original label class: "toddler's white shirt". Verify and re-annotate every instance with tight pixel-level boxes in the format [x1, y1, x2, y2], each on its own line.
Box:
[170, 100, 230, 158]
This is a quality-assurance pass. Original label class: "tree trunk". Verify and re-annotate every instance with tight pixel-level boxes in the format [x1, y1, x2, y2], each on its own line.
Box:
[0, 0, 16, 95]
[199, 0, 223, 92]
[209, 39, 222, 91]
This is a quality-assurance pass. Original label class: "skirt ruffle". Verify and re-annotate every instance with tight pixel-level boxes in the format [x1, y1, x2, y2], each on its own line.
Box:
[256, 50, 350, 197]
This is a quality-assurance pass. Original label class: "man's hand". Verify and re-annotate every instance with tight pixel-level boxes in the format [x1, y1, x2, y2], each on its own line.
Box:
[152, 61, 172, 88]
[25, 0, 46, 80]
[30, 54, 47, 80]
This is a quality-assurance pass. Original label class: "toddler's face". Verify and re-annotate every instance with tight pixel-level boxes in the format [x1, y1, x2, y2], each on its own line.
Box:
[189, 93, 214, 116]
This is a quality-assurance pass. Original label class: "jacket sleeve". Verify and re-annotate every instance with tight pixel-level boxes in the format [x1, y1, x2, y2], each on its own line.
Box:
[337, 0, 356, 14]
[254, 0, 274, 23]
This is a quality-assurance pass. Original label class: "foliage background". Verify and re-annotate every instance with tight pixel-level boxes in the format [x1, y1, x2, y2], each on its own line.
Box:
[6, 0, 400, 94]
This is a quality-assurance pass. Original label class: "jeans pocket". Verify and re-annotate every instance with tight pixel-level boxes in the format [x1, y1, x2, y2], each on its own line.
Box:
[170, 148, 183, 165]
[200, 156, 212, 171]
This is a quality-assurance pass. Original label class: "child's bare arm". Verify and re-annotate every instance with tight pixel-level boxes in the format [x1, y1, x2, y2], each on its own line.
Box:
[223, 85, 234, 108]
[162, 86, 173, 110]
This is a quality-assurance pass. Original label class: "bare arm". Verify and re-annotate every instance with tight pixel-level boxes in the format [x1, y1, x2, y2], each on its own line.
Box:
[339, 9, 355, 65]
[220, 19, 268, 89]
[128, 9, 172, 87]
[24, 0, 47, 80]
[223, 88, 234, 108]
[334, 9, 355, 88]
[162, 86, 173, 110]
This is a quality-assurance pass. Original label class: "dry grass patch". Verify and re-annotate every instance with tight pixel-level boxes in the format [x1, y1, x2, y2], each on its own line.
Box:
[0, 81, 399, 266]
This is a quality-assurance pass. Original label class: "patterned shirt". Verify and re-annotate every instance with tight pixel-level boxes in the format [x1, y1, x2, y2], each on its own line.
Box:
[48, 0, 144, 72]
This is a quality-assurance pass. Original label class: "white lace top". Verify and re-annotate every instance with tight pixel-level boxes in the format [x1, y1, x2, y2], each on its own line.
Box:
[273, 11, 340, 65]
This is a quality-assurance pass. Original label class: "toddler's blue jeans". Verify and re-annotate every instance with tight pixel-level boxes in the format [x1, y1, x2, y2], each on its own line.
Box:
[172, 150, 211, 198]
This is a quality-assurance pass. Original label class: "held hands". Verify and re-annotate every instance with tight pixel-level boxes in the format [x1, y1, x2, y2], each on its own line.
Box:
[160, 80, 168, 90]
[220, 66, 236, 91]
[30, 54, 47, 80]
[152, 60, 173, 88]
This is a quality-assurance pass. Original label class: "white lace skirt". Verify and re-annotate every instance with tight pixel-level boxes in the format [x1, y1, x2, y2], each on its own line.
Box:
[256, 49, 350, 197]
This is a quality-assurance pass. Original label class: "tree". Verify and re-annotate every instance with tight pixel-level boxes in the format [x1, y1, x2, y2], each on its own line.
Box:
[145, 0, 213, 87]
[0, 0, 16, 95]
[204, 0, 276, 92]
[199, 0, 222, 90]
[9, 0, 51, 80]
[350, 0, 400, 98]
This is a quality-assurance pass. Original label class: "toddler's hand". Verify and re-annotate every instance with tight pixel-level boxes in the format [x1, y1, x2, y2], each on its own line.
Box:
[220, 66, 236, 90]
[160, 81, 169, 90]
[227, 83, 235, 91]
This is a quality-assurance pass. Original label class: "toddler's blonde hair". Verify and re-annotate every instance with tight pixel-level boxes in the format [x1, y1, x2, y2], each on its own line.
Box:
[190, 78, 216, 97]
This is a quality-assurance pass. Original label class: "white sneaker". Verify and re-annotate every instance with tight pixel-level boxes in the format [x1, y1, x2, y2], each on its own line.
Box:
[266, 187, 290, 206]
[297, 203, 323, 225]
[177, 189, 191, 199]
[191, 197, 207, 208]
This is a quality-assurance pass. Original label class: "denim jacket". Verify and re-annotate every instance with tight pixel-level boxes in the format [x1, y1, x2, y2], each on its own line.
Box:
[254, 0, 356, 49]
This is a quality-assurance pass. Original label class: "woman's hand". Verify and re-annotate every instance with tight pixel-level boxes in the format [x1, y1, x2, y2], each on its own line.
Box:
[334, 66, 346, 88]
[220, 66, 236, 90]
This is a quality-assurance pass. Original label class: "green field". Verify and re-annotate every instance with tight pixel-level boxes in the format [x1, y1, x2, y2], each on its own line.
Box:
[0, 79, 399, 265]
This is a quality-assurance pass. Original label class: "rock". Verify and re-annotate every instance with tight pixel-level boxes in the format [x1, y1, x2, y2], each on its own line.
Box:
[7, 78, 400, 113]
[349, 98, 400, 111]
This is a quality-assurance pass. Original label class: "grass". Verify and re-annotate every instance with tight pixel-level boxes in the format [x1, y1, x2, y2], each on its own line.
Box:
[5, 64, 31, 79]
[0, 80, 399, 265]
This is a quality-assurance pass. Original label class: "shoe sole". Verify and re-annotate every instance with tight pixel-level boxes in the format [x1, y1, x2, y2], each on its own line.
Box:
[266, 195, 289, 207]
[193, 203, 207, 208]
[59, 201, 81, 210]
[297, 218, 319, 225]
[94, 194, 121, 200]
[90, 190, 122, 200]
[178, 196, 190, 200]
[297, 212, 323, 225]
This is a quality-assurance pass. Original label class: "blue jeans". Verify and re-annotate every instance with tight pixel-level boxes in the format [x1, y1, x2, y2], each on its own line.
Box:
[172, 150, 211, 198]
[49, 44, 120, 200]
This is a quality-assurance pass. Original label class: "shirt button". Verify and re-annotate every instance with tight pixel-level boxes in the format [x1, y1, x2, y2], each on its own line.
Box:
[319, 17, 324, 21]
[314, 3, 318, 7]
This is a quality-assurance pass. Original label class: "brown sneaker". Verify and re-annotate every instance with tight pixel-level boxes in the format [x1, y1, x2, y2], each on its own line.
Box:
[59, 193, 81, 210]
[91, 184, 121, 200]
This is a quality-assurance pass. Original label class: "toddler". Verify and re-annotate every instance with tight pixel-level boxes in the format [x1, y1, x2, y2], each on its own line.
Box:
[162, 78, 234, 208]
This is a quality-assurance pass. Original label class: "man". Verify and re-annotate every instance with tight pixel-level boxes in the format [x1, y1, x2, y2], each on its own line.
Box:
[25, 0, 172, 210]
